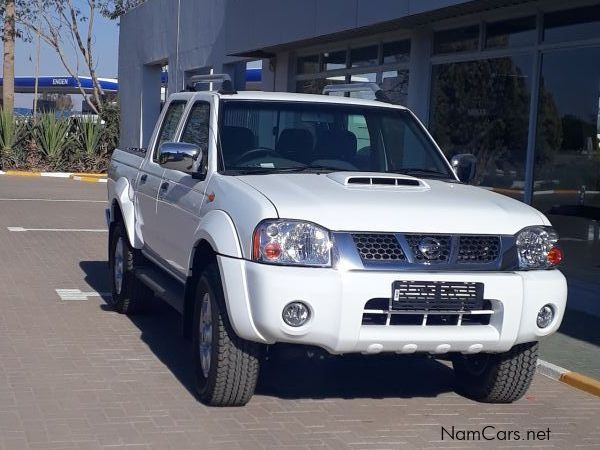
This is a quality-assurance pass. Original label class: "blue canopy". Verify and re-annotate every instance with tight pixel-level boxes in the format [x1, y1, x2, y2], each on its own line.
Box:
[0, 76, 118, 94]
[1, 69, 261, 94]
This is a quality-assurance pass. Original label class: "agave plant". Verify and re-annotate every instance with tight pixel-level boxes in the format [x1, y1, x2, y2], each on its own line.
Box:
[0, 108, 23, 167]
[77, 116, 104, 159]
[33, 113, 73, 170]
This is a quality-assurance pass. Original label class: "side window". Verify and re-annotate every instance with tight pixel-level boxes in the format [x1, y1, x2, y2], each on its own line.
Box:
[152, 100, 187, 162]
[348, 114, 372, 170]
[180, 102, 211, 152]
[347, 114, 370, 150]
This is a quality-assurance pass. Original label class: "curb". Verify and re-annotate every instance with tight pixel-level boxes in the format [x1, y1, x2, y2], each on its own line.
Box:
[537, 359, 600, 397]
[0, 170, 106, 183]
[71, 175, 108, 183]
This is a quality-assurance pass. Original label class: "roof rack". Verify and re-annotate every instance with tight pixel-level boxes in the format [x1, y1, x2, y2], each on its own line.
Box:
[322, 82, 392, 104]
[186, 74, 237, 94]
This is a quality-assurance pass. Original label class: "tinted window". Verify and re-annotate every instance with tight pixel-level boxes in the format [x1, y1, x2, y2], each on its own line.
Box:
[350, 45, 378, 68]
[219, 101, 452, 178]
[180, 102, 211, 152]
[383, 40, 410, 64]
[322, 50, 347, 71]
[544, 5, 600, 43]
[382, 70, 409, 105]
[430, 55, 533, 199]
[153, 100, 186, 162]
[533, 46, 600, 290]
[433, 26, 479, 54]
[297, 54, 320, 74]
[485, 16, 536, 48]
[296, 78, 346, 95]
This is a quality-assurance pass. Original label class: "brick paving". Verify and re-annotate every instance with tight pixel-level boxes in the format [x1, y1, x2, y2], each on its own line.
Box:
[0, 176, 598, 450]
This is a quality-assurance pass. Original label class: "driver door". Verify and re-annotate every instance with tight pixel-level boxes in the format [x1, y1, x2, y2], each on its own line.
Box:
[155, 96, 215, 278]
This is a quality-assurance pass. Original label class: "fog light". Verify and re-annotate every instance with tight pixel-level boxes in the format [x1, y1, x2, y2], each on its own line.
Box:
[537, 304, 554, 328]
[282, 302, 310, 327]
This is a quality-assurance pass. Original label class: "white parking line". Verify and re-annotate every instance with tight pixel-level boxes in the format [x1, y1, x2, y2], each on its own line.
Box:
[7, 227, 107, 232]
[56, 289, 111, 301]
[0, 198, 106, 203]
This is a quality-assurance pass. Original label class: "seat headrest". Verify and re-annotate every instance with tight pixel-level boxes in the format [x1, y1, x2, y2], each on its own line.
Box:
[314, 129, 357, 161]
[275, 128, 314, 162]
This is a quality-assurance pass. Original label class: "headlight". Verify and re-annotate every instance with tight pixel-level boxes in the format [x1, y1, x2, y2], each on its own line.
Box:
[516, 226, 563, 269]
[252, 220, 333, 266]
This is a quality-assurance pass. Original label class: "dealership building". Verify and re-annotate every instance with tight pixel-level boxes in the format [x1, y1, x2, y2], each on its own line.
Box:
[120, 0, 600, 292]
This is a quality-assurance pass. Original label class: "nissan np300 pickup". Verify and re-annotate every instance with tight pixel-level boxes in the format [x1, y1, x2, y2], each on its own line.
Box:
[107, 77, 566, 406]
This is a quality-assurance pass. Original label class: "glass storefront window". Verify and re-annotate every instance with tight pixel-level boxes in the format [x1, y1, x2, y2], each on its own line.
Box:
[349, 73, 377, 99]
[383, 40, 410, 64]
[381, 70, 409, 105]
[485, 16, 536, 48]
[296, 77, 346, 95]
[534, 46, 600, 279]
[433, 25, 480, 54]
[429, 55, 533, 199]
[544, 4, 600, 43]
[350, 45, 378, 68]
[322, 50, 347, 71]
[296, 54, 320, 74]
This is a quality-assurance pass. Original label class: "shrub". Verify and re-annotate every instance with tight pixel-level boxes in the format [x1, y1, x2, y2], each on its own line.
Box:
[77, 117, 103, 156]
[33, 114, 73, 170]
[0, 108, 24, 168]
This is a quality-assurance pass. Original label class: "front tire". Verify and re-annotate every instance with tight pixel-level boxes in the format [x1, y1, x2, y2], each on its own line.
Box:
[193, 264, 260, 406]
[453, 342, 538, 403]
[108, 222, 150, 314]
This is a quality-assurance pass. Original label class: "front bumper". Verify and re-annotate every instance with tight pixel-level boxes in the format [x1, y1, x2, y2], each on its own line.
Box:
[217, 256, 567, 354]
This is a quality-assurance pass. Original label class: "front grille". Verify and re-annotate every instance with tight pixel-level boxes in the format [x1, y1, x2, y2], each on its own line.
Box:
[458, 236, 500, 263]
[352, 234, 406, 262]
[405, 234, 451, 263]
[349, 232, 503, 268]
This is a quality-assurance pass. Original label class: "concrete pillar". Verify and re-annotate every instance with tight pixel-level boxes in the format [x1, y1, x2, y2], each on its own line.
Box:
[261, 58, 276, 92]
[140, 64, 163, 148]
[407, 28, 433, 126]
[264, 52, 292, 92]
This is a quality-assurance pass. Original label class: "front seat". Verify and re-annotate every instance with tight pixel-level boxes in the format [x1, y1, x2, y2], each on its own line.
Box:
[221, 126, 256, 165]
[275, 128, 314, 164]
[313, 129, 358, 170]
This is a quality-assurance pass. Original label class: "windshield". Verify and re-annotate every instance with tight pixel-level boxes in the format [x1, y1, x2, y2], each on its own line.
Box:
[218, 100, 453, 178]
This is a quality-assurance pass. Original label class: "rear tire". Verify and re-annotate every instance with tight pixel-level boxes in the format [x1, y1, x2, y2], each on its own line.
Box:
[108, 222, 151, 314]
[193, 264, 260, 406]
[453, 342, 538, 403]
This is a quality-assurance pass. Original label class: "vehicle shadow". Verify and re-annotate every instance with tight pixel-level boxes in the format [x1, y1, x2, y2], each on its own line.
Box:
[80, 260, 457, 401]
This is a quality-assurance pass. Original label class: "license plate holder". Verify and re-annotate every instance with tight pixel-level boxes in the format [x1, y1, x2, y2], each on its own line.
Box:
[391, 280, 484, 311]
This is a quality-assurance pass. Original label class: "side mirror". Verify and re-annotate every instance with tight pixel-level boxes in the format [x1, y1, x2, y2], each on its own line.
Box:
[451, 153, 477, 183]
[158, 142, 204, 177]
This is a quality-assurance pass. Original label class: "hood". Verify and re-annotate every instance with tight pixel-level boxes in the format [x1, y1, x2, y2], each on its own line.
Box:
[237, 172, 548, 235]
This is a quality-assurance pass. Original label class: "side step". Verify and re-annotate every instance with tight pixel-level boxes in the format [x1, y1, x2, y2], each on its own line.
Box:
[135, 266, 185, 314]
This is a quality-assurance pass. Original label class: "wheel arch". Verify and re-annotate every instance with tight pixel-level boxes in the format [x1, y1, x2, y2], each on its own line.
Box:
[183, 239, 218, 338]
[108, 177, 141, 248]
[182, 209, 249, 339]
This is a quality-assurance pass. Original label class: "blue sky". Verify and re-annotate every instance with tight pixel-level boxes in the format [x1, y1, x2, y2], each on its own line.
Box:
[12, 13, 120, 110]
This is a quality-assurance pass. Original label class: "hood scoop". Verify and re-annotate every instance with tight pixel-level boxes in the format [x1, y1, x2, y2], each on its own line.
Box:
[327, 172, 429, 190]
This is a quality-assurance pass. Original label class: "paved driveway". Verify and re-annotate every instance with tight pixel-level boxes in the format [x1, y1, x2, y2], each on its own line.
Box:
[0, 176, 598, 450]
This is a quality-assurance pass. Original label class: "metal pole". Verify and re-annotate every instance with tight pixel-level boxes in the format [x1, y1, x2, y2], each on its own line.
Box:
[32, 0, 41, 118]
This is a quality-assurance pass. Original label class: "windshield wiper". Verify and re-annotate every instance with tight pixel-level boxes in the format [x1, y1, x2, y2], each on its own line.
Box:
[391, 168, 452, 179]
[227, 165, 348, 175]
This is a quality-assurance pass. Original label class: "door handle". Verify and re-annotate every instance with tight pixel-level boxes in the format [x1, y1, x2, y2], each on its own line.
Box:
[140, 174, 147, 183]
[160, 181, 169, 191]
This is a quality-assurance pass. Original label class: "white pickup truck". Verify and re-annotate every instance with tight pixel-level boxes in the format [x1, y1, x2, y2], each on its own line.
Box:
[107, 78, 567, 407]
